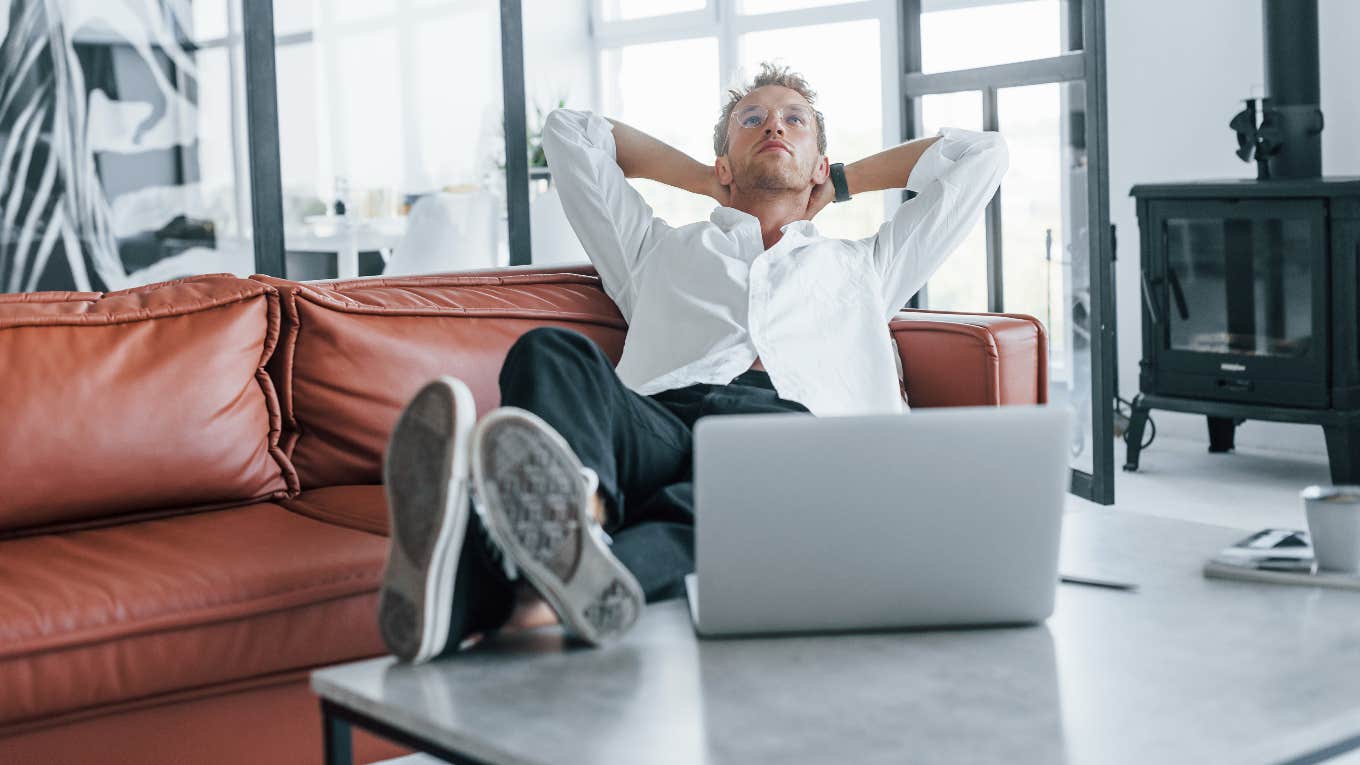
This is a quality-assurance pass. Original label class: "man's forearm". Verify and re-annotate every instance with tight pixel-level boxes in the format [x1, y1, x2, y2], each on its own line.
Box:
[843, 136, 942, 196]
[606, 118, 717, 200]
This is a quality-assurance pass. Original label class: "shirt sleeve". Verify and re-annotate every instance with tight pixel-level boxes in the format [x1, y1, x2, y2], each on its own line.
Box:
[862, 127, 1009, 318]
[539, 108, 672, 320]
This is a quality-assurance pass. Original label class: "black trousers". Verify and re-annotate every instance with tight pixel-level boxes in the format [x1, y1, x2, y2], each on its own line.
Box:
[499, 327, 812, 603]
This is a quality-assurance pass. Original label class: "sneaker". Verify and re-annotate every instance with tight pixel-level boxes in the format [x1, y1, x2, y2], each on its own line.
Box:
[470, 407, 645, 646]
[378, 377, 514, 663]
[429, 509, 517, 659]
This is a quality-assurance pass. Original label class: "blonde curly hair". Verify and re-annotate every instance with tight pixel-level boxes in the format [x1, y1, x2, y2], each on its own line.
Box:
[713, 61, 827, 157]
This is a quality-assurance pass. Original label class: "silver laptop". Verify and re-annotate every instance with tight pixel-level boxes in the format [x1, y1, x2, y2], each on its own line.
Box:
[686, 404, 1071, 638]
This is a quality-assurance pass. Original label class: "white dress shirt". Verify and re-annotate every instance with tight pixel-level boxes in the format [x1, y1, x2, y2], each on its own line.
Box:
[540, 108, 1008, 417]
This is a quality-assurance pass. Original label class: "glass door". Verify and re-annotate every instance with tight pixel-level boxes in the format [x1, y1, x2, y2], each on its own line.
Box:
[901, 0, 1115, 502]
[997, 79, 1096, 475]
[1162, 204, 1322, 363]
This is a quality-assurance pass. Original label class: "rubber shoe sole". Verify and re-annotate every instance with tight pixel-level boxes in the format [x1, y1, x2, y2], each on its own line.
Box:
[470, 407, 644, 646]
[377, 377, 476, 664]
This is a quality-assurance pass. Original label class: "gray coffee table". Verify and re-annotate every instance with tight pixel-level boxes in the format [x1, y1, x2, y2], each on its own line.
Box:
[312, 510, 1360, 765]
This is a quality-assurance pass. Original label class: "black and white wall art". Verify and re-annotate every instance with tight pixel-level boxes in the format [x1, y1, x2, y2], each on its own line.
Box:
[0, 0, 252, 293]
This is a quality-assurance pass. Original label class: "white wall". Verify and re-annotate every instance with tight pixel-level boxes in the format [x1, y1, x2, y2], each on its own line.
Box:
[1105, 0, 1360, 457]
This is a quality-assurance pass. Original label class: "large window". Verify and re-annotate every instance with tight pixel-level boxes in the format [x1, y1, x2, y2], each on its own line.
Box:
[591, 0, 901, 239]
[270, 0, 508, 279]
[917, 90, 984, 310]
[919, 0, 1063, 73]
[600, 37, 721, 230]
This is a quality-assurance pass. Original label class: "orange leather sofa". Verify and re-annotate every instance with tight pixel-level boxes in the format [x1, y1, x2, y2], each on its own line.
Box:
[0, 264, 1046, 764]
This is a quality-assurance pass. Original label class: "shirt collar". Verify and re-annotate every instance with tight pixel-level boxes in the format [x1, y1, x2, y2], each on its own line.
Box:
[708, 206, 821, 239]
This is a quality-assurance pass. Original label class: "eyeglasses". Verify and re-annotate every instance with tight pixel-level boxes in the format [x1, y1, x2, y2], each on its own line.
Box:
[730, 103, 816, 131]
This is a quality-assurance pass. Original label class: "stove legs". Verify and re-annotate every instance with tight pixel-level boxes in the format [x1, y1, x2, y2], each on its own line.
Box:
[1123, 396, 1151, 472]
[1207, 417, 1237, 453]
[1122, 395, 1360, 482]
[1323, 424, 1360, 484]
[1124, 405, 1244, 470]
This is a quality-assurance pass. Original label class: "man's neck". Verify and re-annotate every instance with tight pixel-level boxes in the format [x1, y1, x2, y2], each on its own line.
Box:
[729, 187, 812, 250]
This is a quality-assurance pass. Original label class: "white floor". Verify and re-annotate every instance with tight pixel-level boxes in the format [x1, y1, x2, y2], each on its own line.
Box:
[1067, 433, 1332, 532]
[1067, 437, 1347, 765]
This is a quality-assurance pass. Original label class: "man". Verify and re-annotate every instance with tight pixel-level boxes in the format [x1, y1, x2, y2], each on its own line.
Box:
[377, 63, 1008, 663]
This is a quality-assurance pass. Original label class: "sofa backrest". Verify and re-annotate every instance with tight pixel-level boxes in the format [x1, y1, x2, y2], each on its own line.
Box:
[0, 275, 295, 534]
[255, 271, 626, 490]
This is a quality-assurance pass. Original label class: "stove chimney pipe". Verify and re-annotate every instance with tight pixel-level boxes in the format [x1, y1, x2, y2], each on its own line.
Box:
[1262, 0, 1323, 178]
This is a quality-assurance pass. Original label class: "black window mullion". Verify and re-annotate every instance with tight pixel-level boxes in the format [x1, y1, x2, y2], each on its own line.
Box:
[981, 85, 1003, 314]
[900, 0, 924, 308]
[242, 0, 285, 277]
[500, 0, 532, 267]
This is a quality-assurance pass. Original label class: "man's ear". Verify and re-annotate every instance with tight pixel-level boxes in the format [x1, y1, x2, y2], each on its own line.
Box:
[812, 156, 830, 185]
[715, 156, 733, 186]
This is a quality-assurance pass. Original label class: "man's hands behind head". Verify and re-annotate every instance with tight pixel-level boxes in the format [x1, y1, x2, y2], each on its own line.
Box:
[708, 169, 731, 207]
[801, 176, 835, 221]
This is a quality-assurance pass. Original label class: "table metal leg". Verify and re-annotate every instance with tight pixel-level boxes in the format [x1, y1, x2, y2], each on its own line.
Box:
[322, 700, 354, 765]
[319, 695, 492, 764]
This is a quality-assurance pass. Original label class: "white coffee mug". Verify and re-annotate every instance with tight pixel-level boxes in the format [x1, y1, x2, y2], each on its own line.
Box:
[1302, 485, 1360, 573]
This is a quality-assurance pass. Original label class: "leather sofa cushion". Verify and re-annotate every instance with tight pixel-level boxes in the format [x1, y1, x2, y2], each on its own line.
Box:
[256, 271, 627, 489]
[0, 671, 408, 764]
[283, 484, 389, 537]
[0, 275, 295, 533]
[0, 502, 387, 726]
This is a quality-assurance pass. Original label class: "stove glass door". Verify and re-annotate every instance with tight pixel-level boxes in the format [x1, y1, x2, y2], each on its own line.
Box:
[1164, 214, 1316, 359]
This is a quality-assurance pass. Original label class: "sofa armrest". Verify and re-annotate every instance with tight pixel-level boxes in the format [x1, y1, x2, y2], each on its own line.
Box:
[890, 309, 1047, 408]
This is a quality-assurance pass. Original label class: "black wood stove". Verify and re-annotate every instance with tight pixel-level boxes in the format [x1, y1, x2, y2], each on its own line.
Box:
[1124, 0, 1360, 482]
